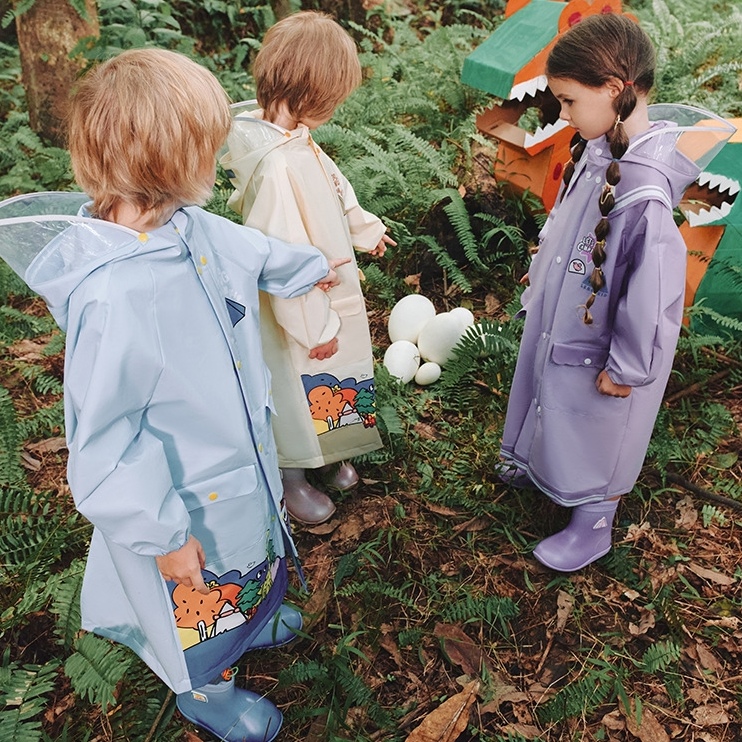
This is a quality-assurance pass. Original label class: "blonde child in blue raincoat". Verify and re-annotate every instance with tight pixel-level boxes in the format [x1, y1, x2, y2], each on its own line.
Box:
[0, 48, 346, 742]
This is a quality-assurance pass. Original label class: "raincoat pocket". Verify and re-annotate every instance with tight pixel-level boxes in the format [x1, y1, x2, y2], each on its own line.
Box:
[550, 342, 609, 369]
[177, 466, 270, 567]
[329, 294, 363, 317]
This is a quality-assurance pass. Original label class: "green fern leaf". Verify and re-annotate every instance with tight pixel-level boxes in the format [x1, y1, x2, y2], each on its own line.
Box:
[64, 633, 133, 711]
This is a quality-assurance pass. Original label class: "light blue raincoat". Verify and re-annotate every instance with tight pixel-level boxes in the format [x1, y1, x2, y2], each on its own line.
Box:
[0, 192, 330, 693]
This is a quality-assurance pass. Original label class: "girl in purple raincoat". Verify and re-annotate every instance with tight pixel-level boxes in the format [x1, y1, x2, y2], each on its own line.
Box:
[500, 14, 734, 571]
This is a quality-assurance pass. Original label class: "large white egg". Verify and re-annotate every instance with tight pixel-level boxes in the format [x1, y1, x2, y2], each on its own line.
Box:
[417, 312, 466, 366]
[383, 340, 421, 383]
[449, 306, 475, 332]
[415, 361, 442, 385]
[388, 294, 437, 344]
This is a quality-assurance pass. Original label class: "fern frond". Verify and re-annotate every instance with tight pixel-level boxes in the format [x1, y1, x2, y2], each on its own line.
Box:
[0, 651, 59, 742]
[415, 234, 473, 293]
[64, 633, 133, 711]
[639, 640, 681, 674]
[0, 385, 23, 486]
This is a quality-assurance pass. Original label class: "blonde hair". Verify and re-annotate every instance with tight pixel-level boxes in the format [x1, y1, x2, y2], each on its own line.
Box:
[253, 11, 362, 124]
[68, 48, 232, 224]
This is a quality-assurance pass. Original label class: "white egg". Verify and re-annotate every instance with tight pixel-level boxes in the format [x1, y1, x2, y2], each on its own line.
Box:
[417, 312, 466, 366]
[415, 362, 442, 385]
[383, 340, 421, 383]
[388, 294, 437, 344]
[449, 306, 475, 332]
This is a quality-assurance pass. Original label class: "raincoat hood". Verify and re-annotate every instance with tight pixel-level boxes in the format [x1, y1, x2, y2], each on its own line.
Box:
[0, 192, 195, 331]
[583, 103, 736, 211]
[220, 101, 301, 198]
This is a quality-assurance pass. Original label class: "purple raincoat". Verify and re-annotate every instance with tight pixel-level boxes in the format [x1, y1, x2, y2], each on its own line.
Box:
[500, 104, 734, 506]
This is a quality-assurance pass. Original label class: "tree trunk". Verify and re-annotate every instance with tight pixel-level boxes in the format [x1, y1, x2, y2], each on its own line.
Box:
[15, 0, 99, 147]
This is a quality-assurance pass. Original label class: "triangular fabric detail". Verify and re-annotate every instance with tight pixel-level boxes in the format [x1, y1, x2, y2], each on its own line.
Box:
[225, 298, 246, 326]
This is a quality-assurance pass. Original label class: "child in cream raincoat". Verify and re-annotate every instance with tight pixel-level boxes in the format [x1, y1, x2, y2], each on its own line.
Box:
[221, 11, 394, 525]
[0, 49, 344, 742]
[500, 14, 735, 572]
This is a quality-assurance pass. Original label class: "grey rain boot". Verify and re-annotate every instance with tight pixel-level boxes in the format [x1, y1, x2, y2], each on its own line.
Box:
[325, 461, 359, 491]
[281, 467, 335, 525]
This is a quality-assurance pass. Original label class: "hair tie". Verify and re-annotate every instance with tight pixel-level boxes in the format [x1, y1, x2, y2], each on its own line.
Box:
[613, 114, 622, 129]
[625, 80, 634, 86]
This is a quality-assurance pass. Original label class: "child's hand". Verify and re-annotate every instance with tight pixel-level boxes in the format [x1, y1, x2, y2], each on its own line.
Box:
[155, 534, 209, 594]
[596, 369, 631, 398]
[316, 257, 352, 292]
[369, 233, 396, 258]
[309, 337, 339, 360]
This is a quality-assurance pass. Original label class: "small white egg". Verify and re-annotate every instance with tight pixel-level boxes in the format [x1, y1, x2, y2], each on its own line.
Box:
[417, 312, 466, 366]
[388, 294, 437, 344]
[415, 362, 442, 385]
[383, 340, 421, 383]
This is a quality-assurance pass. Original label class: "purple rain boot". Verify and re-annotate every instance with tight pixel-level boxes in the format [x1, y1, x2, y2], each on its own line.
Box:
[533, 498, 620, 572]
[176, 673, 282, 742]
[497, 464, 533, 489]
[281, 467, 336, 525]
[247, 603, 303, 651]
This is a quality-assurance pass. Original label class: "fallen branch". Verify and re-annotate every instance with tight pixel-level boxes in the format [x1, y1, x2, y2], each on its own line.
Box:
[664, 369, 731, 405]
[651, 470, 742, 512]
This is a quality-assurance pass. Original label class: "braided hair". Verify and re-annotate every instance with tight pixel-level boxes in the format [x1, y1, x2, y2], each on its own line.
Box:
[546, 14, 655, 324]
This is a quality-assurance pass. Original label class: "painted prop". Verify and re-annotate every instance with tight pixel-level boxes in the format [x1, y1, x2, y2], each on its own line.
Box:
[461, 0, 740, 332]
[679, 121, 741, 332]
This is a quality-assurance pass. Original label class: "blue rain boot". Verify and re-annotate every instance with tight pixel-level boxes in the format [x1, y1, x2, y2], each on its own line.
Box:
[177, 672, 282, 742]
[281, 467, 336, 525]
[248, 603, 303, 650]
[533, 498, 620, 572]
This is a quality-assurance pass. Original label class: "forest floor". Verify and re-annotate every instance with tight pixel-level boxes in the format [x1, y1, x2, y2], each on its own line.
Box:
[5, 234, 742, 742]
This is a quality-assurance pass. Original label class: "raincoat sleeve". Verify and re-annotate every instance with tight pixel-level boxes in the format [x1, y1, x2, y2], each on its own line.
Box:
[65, 272, 190, 556]
[320, 152, 386, 252]
[603, 203, 686, 387]
[238, 166, 340, 349]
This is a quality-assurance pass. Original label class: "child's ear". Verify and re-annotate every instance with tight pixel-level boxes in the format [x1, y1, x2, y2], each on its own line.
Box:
[605, 77, 624, 99]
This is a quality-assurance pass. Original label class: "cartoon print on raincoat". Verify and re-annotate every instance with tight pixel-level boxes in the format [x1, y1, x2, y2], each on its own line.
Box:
[301, 372, 377, 434]
[172, 536, 281, 652]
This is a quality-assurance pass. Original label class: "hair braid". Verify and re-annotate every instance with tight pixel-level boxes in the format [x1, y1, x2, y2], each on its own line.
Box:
[560, 131, 587, 202]
[580, 86, 634, 324]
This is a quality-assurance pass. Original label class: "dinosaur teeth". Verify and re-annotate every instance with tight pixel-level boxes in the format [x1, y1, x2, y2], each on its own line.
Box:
[524, 118, 570, 147]
[686, 201, 733, 227]
[509, 75, 548, 102]
[697, 171, 740, 195]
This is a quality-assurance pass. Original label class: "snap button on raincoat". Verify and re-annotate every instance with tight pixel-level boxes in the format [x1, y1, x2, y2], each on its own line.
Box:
[0, 193, 331, 692]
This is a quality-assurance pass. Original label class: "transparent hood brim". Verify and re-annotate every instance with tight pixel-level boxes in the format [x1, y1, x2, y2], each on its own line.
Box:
[630, 104, 737, 171]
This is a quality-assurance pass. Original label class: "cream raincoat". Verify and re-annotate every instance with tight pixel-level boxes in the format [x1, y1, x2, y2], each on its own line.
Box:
[0, 192, 330, 693]
[221, 104, 384, 469]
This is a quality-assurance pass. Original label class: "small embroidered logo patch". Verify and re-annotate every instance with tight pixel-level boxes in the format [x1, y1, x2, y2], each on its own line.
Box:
[191, 691, 208, 703]
[568, 259, 586, 275]
[593, 517, 608, 530]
